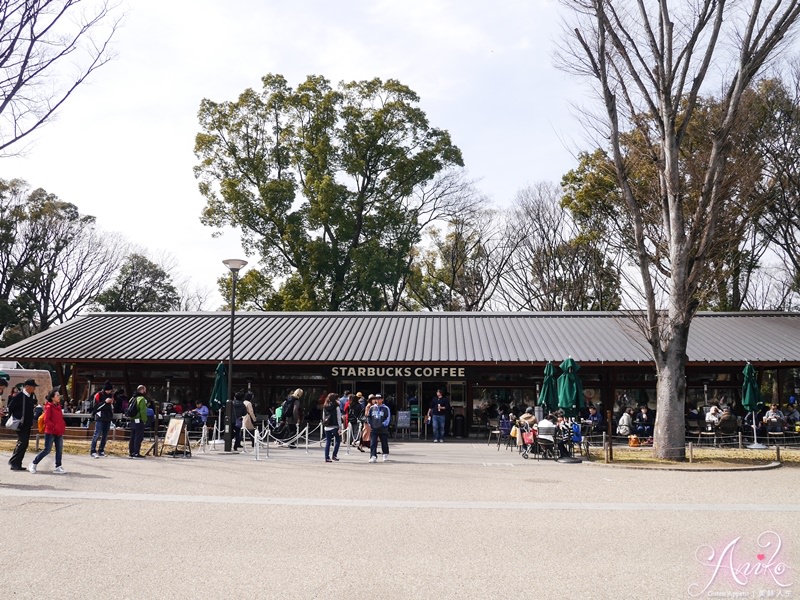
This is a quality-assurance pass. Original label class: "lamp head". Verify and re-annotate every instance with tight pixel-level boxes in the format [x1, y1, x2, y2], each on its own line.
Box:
[222, 258, 248, 273]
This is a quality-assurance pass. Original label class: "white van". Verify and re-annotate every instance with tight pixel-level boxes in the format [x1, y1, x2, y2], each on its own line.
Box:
[0, 361, 55, 405]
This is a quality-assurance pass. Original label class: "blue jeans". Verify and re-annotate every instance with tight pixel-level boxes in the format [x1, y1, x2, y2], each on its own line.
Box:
[91, 420, 111, 454]
[324, 428, 341, 460]
[34, 434, 63, 468]
[432, 415, 446, 441]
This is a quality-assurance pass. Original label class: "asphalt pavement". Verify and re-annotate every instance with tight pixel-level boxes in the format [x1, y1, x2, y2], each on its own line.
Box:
[1, 440, 797, 599]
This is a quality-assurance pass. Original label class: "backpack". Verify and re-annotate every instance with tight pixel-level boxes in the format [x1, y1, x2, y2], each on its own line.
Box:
[280, 397, 294, 422]
[125, 396, 140, 418]
[37, 412, 46, 434]
[347, 401, 363, 422]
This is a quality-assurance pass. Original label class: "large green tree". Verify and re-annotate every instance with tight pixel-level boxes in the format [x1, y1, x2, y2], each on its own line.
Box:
[561, 0, 800, 460]
[195, 75, 467, 311]
[94, 253, 179, 312]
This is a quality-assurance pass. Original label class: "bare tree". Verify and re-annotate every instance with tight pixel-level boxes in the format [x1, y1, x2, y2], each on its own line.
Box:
[751, 65, 800, 292]
[560, 0, 800, 459]
[373, 170, 484, 311]
[404, 204, 516, 311]
[26, 225, 124, 331]
[154, 249, 213, 311]
[500, 182, 622, 311]
[0, 0, 121, 154]
[13, 189, 124, 336]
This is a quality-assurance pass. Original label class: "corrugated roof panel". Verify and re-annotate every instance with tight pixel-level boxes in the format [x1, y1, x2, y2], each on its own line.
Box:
[0, 311, 798, 366]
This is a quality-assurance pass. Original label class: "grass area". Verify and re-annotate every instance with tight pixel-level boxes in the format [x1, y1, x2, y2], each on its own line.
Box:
[586, 445, 800, 467]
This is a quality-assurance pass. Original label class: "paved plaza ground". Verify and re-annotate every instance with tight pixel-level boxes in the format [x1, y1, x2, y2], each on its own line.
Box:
[1, 440, 797, 599]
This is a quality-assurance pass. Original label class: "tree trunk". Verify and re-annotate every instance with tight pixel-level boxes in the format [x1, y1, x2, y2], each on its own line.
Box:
[653, 344, 687, 461]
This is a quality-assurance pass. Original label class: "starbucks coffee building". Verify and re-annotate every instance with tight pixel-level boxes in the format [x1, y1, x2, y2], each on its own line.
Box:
[2, 311, 798, 435]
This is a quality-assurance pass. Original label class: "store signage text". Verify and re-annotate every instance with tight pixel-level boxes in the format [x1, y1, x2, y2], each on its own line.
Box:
[330, 366, 466, 379]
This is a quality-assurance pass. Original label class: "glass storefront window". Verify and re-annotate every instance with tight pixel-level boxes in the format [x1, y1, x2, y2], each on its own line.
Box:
[472, 387, 536, 425]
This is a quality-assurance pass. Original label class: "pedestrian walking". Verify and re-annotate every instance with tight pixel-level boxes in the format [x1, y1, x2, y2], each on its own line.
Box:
[8, 379, 37, 471]
[29, 390, 67, 474]
[242, 391, 258, 447]
[232, 391, 246, 450]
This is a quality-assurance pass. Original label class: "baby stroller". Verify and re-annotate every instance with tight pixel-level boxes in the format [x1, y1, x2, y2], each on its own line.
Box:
[518, 421, 537, 459]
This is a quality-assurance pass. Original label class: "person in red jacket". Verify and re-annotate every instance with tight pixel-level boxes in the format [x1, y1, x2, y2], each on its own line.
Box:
[29, 390, 67, 474]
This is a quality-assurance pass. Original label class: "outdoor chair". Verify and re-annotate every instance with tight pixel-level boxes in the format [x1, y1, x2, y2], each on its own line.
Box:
[717, 418, 739, 447]
[497, 418, 514, 451]
[486, 418, 500, 445]
[697, 423, 718, 447]
[766, 431, 785, 447]
[535, 425, 558, 461]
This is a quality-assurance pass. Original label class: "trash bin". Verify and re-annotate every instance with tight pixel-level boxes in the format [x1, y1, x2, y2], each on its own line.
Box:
[454, 414, 465, 438]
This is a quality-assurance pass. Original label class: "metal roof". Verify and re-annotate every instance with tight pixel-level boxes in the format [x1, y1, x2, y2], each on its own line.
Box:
[0, 311, 798, 366]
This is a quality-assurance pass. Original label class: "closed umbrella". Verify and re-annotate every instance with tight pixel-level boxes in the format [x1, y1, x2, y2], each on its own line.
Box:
[209, 362, 228, 412]
[557, 356, 585, 419]
[538, 362, 558, 414]
[742, 363, 764, 448]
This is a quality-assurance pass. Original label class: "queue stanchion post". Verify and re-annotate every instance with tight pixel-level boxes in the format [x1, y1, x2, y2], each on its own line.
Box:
[253, 426, 260, 461]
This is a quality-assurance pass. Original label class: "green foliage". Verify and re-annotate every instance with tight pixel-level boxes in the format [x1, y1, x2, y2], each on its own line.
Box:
[95, 254, 179, 312]
[195, 74, 464, 311]
[0, 179, 121, 345]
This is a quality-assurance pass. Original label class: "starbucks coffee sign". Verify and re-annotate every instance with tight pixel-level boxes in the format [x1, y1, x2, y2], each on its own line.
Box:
[330, 365, 466, 379]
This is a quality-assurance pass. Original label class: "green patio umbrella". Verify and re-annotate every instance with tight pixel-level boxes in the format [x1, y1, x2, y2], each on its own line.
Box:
[538, 361, 558, 413]
[742, 362, 763, 447]
[557, 356, 585, 419]
[209, 362, 228, 412]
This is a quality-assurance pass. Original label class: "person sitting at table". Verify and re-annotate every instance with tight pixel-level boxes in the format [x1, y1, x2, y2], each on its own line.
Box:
[763, 404, 785, 433]
[518, 407, 537, 428]
[616, 407, 634, 436]
[536, 413, 557, 457]
[555, 414, 573, 458]
[705, 405, 722, 428]
[634, 405, 653, 438]
[744, 406, 767, 439]
[585, 405, 604, 434]
[717, 407, 738, 436]
[186, 400, 209, 431]
[784, 403, 799, 427]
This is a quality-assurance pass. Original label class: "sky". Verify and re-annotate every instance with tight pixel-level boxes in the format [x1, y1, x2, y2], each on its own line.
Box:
[3, 0, 588, 308]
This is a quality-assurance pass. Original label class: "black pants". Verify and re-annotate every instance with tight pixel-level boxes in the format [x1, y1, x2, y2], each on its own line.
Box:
[129, 422, 145, 456]
[9, 425, 32, 468]
[369, 429, 389, 457]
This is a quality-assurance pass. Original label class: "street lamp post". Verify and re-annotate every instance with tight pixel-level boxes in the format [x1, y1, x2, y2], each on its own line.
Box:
[222, 258, 247, 452]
